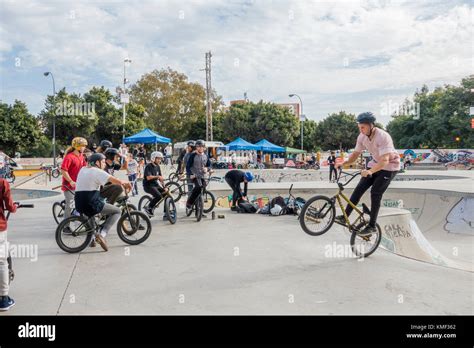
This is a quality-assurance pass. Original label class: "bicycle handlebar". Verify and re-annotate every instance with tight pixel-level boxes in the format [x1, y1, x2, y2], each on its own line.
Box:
[337, 169, 371, 186]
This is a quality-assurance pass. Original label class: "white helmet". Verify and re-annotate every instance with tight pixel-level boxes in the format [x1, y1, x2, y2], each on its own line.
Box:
[270, 204, 283, 216]
[151, 151, 164, 161]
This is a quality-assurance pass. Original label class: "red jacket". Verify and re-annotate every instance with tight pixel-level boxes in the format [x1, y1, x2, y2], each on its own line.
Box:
[0, 178, 17, 232]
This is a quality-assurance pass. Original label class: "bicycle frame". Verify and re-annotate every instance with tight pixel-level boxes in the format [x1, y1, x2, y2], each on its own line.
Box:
[332, 170, 371, 232]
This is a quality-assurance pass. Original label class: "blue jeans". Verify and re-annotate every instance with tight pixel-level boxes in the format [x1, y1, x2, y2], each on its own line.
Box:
[128, 174, 138, 195]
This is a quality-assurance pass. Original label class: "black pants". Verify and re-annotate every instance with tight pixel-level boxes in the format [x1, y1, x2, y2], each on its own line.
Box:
[225, 177, 243, 206]
[100, 183, 124, 204]
[329, 165, 338, 181]
[186, 177, 206, 207]
[144, 185, 165, 212]
[345, 170, 397, 227]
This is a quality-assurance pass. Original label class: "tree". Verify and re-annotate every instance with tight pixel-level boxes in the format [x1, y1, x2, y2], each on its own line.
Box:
[0, 100, 42, 155]
[387, 75, 474, 148]
[315, 111, 359, 150]
[84, 86, 146, 146]
[221, 101, 299, 145]
[130, 68, 223, 142]
[39, 88, 98, 150]
[294, 119, 318, 152]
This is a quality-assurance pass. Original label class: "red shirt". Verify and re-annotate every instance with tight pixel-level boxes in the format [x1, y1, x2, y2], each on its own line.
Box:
[61, 151, 86, 191]
[0, 178, 17, 232]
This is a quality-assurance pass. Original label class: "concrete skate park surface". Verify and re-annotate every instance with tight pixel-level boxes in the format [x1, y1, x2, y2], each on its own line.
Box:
[3, 169, 473, 315]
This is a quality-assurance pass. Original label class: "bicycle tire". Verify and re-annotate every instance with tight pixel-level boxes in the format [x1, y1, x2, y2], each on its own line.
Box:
[202, 190, 216, 213]
[117, 211, 152, 245]
[52, 168, 60, 178]
[138, 195, 153, 211]
[299, 195, 335, 236]
[56, 216, 94, 253]
[168, 173, 179, 182]
[165, 197, 177, 224]
[53, 201, 65, 225]
[165, 181, 183, 202]
[350, 223, 382, 258]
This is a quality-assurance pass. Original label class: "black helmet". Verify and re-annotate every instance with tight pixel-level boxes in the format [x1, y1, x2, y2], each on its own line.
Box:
[187, 140, 196, 147]
[99, 140, 113, 151]
[88, 153, 105, 166]
[104, 147, 120, 160]
[356, 112, 376, 124]
[195, 139, 205, 147]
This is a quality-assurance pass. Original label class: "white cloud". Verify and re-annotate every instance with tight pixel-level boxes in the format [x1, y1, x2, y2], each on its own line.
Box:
[0, 0, 472, 125]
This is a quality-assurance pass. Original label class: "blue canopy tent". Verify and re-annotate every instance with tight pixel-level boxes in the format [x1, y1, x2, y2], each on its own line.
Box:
[123, 128, 171, 145]
[254, 139, 285, 153]
[224, 137, 259, 151]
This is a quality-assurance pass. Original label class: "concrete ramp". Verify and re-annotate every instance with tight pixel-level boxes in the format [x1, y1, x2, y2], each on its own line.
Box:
[377, 209, 472, 272]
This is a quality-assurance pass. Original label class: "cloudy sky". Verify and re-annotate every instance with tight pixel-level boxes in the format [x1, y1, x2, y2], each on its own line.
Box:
[0, 0, 472, 125]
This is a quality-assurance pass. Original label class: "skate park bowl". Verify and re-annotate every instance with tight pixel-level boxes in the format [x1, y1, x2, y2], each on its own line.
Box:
[206, 169, 473, 272]
[12, 168, 473, 273]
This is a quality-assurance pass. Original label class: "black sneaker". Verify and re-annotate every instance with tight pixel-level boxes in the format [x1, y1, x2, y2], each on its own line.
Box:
[63, 226, 73, 234]
[144, 207, 154, 217]
[0, 296, 15, 311]
[334, 215, 347, 225]
[230, 206, 237, 211]
[358, 225, 377, 236]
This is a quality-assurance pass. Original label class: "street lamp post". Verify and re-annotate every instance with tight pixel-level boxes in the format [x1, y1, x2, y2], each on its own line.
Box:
[44, 72, 56, 166]
[122, 58, 132, 141]
[289, 94, 304, 150]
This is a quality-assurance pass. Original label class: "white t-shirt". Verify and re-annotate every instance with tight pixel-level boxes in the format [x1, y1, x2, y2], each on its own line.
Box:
[76, 167, 111, 192]
[127, 159, 138, 175]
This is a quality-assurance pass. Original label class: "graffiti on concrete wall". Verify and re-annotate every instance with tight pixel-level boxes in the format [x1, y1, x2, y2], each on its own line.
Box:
[382, 199, 420, 216]
[444, 197, 474, 235]
[215, 194, 272, 209]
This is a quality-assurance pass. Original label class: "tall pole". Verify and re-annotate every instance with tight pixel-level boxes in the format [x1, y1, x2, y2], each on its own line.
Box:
[204, 52, 213, 141]
[44, 72, 56, 166]
[289, 94, 304, 150]
[123, 59, 131, 141]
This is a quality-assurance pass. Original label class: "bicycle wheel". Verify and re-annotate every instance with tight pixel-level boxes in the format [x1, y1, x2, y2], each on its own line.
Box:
[350, 223, 382, 258]
[53, 201, 65, 224]
[52, 168, 60, 178]
[168, 172, 179, 182]
[195, 195, 203, 222]
[138, 195, 153, 211]
[299, 195, 335, 236]
[202, 190, 216, 213]
[165, 181, 183, 202]
[165, 197, 177, 224]
[123, 203, 137, 214]
[117, 211, 152, 245]
[56, 216, 94, 253]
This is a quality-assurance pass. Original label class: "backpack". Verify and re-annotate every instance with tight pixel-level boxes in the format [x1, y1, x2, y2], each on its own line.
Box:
[237, 200, 258, 214]
[270, 196, 286, 210]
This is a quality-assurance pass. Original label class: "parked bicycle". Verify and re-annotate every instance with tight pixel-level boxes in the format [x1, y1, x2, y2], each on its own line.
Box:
[40, 163, 61, 178]
[299, 170, 382, 258]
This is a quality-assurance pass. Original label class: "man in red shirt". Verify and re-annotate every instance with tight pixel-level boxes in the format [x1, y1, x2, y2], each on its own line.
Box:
[61, 137, 87, 220]
[0, 178, 17, 310]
